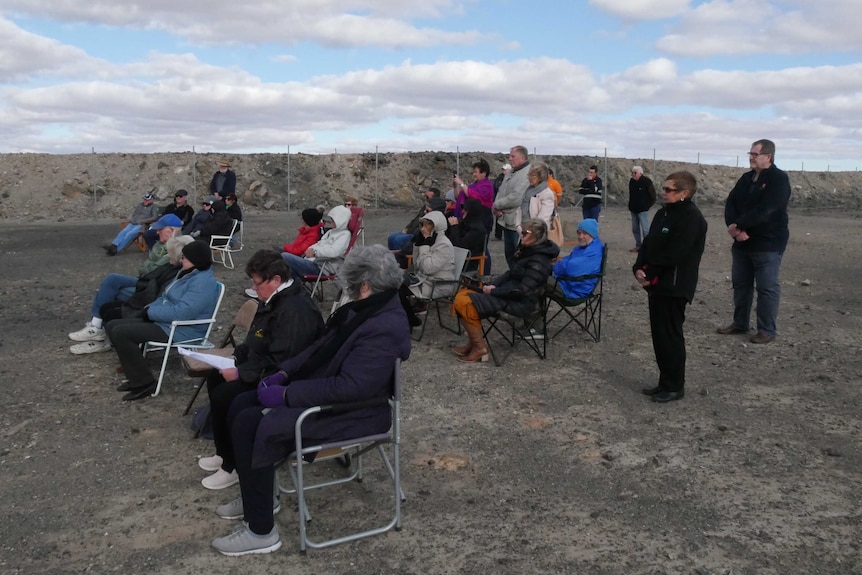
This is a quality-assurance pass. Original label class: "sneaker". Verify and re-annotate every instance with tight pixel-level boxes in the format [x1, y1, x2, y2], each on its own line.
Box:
[244, 288, 259, 299]
[70, 340, 112, 355]
[528, 328, 545, 340]
[216, 495, 281, 520]
[202, 468, 239, 490]
[212, 523, 282, 556]
[199, 454, 224, 472]
[69, 324, 106, 342]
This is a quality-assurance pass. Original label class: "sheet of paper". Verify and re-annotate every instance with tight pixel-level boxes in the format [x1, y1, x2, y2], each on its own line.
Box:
[177, 347, 235, 370]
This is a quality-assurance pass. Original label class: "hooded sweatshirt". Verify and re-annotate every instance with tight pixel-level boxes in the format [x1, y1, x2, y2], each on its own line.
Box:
[308, 205, 353, 274]
[409, 210, 456, 299]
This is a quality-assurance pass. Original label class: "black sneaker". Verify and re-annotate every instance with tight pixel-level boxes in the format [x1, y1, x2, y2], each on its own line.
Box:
[122, 382, 157, 401]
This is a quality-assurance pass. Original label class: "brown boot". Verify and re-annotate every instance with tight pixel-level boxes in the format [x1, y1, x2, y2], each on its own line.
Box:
[451, 319, 473, 356]
[458, 323, 488, 363]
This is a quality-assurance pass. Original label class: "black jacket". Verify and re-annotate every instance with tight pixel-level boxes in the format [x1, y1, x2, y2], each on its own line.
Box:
[628, 176, 656, 213]
[447, 199, 487, 271]
[579, 177, 603, 209]
[164, 203, 195, 226]
[724, 163, 791, 253]
[233, 280, 324, 384]
[123, 263, 181, 312]
[470, 240, 559, 318]
[634, 199, 707, 302]
[200, 200, 235, 245]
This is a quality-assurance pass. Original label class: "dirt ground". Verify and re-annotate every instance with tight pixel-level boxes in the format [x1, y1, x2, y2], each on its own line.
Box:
[0, 205, 860, 575]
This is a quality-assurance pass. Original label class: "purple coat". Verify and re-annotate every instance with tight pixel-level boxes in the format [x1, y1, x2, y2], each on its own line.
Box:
[251, 294, 411, 468]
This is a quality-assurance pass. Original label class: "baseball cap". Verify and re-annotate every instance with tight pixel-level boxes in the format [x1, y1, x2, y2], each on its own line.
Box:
[143, 193, 155, 201]
[202, 195, 216, 205]
[150, 214, 183, 230]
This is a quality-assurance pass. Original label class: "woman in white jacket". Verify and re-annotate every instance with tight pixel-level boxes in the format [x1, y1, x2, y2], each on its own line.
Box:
[516, 162, 556, 231]
[399, 210, 456, 326]
[280, 204, 353, 278]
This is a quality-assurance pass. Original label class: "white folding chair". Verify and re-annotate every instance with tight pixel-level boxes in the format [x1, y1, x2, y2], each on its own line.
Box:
[210, 220, 243, 269]
[142, 282, 226, 397]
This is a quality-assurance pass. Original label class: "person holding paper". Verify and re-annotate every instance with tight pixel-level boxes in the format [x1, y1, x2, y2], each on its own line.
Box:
[198, 250, 323, 491]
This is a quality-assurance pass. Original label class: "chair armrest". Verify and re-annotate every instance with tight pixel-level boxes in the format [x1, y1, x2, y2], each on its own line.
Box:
[171, 319, 216, 327]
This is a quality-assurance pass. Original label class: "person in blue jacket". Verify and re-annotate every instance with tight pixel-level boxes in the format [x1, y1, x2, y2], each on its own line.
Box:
[549, 218, 604, 299]
[105, 240, 221, 401]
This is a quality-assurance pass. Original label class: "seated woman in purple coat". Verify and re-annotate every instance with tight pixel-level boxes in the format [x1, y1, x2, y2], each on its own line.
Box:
[210, 244, 412, 556]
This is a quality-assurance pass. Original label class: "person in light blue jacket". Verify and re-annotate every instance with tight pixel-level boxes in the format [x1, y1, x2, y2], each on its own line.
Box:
[105, 240, 220, 401]
[550, 219, 604, 299]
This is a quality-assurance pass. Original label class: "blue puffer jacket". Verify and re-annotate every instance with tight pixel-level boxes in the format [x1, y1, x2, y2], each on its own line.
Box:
[147, 267, 220, 342]
[553, 238, 604, 298]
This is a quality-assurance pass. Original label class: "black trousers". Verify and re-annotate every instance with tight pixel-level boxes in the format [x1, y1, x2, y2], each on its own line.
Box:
[228, 391, 277, 535]
[207, 374, 253, 473]
[648, 293, 688, 393]
[105, 318, 168, 389]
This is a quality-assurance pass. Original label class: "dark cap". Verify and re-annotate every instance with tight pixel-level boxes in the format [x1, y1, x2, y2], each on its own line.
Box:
[301, 208, 323, 226]
[174, 189, 188, 197]
[182, 240, 212, 270]
[202, 195, 216, 205]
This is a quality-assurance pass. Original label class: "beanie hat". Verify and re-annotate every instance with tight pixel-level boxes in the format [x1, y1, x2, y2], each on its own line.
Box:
[577, 218, 599, 240]
[182, 240, 212, 270]
[301, 208, 323, 226]
[427, 197, 446, 213]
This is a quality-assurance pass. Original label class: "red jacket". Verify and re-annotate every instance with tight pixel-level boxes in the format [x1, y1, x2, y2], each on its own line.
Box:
[283, 223, 324, 256]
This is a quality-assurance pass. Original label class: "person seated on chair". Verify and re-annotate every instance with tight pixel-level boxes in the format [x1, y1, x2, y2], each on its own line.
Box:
[104, 240, 221, 401]
[451, 218, 558, 363]
[209, 244, 411, 556]
[183, 196, 214, 236]
[199, 250, 324, 491]
[398, 211, 455, 327]
[447, 197, 487, 273]
[548, 218, 604, 300]
[443, 189, 457, 219]
[224, 194, 243, 223]
[69, 215, 185, 353]
[386, 187, 441, 250]
[276, 208, 325, 256]
[280, 204, 352, 280]
[102, 192, 161, 256]
[193, 200, 234, 246]
[145, 189, 194, 250]
[394, 197, 446, 268]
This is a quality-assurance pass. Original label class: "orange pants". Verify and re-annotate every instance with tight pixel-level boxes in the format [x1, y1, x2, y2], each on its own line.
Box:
[453, 288, 482, 328]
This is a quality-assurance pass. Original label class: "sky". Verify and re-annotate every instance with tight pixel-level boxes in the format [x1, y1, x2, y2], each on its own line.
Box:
[1, 0, 860, 171]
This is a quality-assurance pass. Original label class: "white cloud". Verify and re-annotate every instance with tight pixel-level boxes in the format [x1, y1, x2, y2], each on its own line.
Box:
[0, 18, 105, 81]
[589, 0, 691, 21]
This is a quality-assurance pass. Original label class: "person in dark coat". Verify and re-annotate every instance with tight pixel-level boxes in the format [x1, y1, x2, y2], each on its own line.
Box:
[628, 166, 657, 252]
[634, 170, 707, 404]
[195, 200, 234, 246]
[183, 196, 214, 235]
[210, 244, 411, 556]
[144, 189, 194, 250]
[210, 159, 236, 200]
[451, 218, 559, 363]
[447, 197, 487, 273]
[199, 250, 324, 491]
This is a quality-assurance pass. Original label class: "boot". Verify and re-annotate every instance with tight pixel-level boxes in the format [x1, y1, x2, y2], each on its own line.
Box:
[458, 323, 488, 363]
[451, 318, 473, 356]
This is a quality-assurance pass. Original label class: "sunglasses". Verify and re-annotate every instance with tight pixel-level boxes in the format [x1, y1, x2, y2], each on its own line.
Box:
[520, 230, 532, 237]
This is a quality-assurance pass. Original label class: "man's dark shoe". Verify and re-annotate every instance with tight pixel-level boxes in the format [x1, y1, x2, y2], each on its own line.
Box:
[122, 382, 157, 401]
[102, 244, 118, 256]
[716, 324, 747, 335]
[629, 247, 640, 253]
[641, 386, 663, 396]
[652, 390, 684, 403]
[749, 332, 775, 344]
[116, 381, 136, 392]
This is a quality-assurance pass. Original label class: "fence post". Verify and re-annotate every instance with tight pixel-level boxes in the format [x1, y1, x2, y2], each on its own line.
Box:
[375, 146, 379, 209]
[286, 145, 291, 213]
[91, 147, 98, 218]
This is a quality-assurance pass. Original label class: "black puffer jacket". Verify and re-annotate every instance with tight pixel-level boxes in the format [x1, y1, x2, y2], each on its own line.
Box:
[200, 200, 235, 246]
[122, 263, 181, 313]
[447, 198, 487, 271]
[469, 239, 559, 318]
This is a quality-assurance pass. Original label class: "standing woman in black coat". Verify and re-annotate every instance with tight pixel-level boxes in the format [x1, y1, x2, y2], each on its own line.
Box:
[447, 197, 488, 273]
[451, 218, 559, 363]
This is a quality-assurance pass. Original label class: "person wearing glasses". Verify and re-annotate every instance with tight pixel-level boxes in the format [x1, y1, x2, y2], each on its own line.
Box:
[717, 139, 791, 345]
[633, 171, 707, 404]
[451, 218, 559, 363]
[628, 166, 657, 252]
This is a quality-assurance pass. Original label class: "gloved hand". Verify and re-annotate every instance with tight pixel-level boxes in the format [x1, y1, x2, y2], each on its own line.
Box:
[258, 384, 287, 408]
[259, 370, 288, 388]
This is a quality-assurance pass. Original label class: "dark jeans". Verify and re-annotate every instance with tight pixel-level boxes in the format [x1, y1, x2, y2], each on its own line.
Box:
[582, 204, 601, 221]
[105, 318, 168, 389]
[648, 293, 688, 393]
[731, 249, 783, 336]
[208, 375, 254, 473]
[502, 227, 520, 270]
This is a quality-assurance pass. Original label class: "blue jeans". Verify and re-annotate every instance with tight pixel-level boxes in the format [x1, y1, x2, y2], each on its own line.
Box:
[731, 249, 783, 336]
[92, 274, 138, 317]
[112, 223, 144, 251]
[281, 252, 322, 277]
[502, 227, 520, 270]
[631, 211, 650, 248]
[583, 204, 601, 221]
[387, 232, 413, 250]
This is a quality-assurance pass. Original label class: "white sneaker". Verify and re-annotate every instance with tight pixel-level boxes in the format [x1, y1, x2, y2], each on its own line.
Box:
[212, 523, 281, 556]
[202, 468, 239, 490]
[69, 323, 106, 342]
[216, 495, 281, 520]
[70, 340, 112, 355]
[198, 454, 224, 472]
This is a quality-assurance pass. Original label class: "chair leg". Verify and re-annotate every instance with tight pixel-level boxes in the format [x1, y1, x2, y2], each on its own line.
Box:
[183, 376, 207, 416]
[153, 348, 171, 397]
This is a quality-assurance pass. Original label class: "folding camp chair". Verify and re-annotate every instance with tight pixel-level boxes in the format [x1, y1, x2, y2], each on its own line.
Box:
[482, 300, 548, 367]
[210, 219, 243, 269]
[142, 282, 226, 397]
[119, 221, 147, 253]
[302, 207, 364, 301]
[411, 247, 470, 342]
[544, 244, 607, 343]
[277, 358, 405, 553]
[182, 298, 258, 416]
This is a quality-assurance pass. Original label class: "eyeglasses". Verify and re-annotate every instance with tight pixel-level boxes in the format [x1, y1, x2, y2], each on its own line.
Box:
[250, 276, 267, 287]
[520, 230, 532, 237]
[344, 203, 355, 207]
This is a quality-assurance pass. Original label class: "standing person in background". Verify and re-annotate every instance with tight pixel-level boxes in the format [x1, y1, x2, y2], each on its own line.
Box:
[493, 146, 531, 269]
[547, 167, 563, 207]
[102, 193, 160, 256]
[454, 159, 495, 274]
[717, 139, 791, 345]
[628, 166, 656, 253]
[210, 159, 236, 201]
[634, 171, 707, 404]
[579, 165, 603, 221]
[492, 163, 511, 241]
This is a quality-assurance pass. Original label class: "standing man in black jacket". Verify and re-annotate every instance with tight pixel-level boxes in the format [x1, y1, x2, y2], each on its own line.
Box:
[634, 171, 707, 403]
[210, 159, 237, 201]
[628, 166, 657, 252]
[717, 139, 790, 345]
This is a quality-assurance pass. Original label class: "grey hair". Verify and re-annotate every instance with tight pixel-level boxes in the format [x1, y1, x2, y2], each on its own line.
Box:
[166, 235, 194, 265]
[632, 165, 644, 175]
[522, 218, 549, 244]
[337, 244, 403, 300]
[529, 162, 550, 181]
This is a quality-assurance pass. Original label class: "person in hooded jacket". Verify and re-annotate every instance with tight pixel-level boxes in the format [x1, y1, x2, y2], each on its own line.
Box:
[280, 205, 353, 278]
[198, 250, 324, 491]
[104, 240, 221, 401]
[451, 218, 559, 363]
[398, 211, 455, 326]
[447, 197, 487, 273]
[278, 208, 325, 256]
[196, 200, 235, 246]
